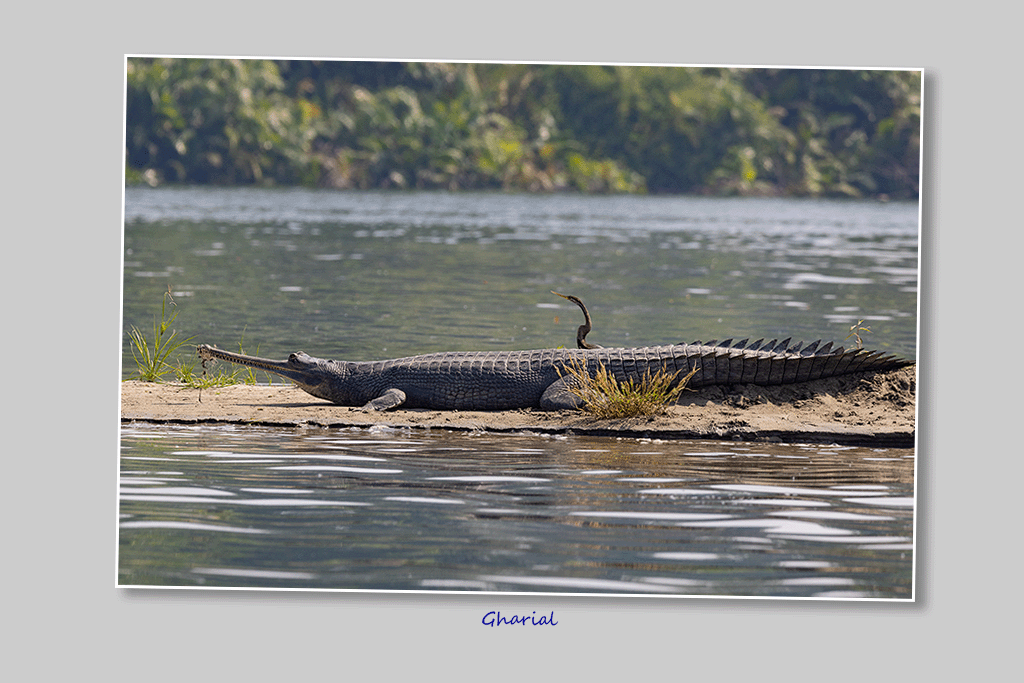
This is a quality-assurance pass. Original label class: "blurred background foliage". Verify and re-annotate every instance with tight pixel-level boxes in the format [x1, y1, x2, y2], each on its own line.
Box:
[125, 58, 920, 198]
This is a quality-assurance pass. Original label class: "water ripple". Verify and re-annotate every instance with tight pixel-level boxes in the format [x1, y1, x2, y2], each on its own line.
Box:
[120, 521, 269, 534]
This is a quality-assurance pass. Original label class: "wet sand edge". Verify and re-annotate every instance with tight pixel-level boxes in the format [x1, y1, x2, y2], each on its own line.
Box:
[120, 366, 916, 448]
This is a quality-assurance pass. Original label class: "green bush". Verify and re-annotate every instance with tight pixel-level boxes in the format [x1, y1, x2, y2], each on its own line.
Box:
[125, 59, 920, 198]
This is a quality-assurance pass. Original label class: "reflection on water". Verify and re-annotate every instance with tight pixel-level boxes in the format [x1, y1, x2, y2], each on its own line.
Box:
[119, 424, 914, 599]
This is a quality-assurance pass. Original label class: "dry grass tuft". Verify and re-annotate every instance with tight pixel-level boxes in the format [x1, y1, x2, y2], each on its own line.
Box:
[558, 357, 699, 418]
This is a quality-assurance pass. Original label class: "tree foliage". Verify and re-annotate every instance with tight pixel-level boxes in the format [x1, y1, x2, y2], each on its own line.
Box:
[125, 58, 920, 198]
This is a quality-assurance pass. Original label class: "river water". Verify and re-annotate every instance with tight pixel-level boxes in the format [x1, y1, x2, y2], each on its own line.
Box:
[119, 187, 919, 598]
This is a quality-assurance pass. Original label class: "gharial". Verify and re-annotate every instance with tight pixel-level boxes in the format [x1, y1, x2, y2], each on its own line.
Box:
[196, 293, 913, 412]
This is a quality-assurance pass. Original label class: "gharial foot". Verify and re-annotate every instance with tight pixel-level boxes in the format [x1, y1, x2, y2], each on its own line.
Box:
[360, 388, 407, 411]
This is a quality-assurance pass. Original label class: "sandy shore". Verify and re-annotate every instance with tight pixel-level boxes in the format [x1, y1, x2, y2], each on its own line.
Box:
[120, 366, 916, 447]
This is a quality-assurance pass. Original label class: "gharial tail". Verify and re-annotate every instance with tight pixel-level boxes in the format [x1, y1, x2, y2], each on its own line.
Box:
[679, 337, 913, 386]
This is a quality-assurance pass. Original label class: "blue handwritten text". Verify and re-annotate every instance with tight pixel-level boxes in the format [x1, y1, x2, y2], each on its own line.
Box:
[482, 610, 558, 627]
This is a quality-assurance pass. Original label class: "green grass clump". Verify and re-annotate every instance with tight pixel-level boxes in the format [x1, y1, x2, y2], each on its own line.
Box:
[126, 289, 271, 388]
[559, 358, 699, 418]
[175, 361, 244, 389]
[126, 289, 195, 381]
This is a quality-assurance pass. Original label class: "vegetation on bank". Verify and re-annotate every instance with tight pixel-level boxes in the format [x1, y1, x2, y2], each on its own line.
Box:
[558, 357, 699, 418]
[126, 288, 272, 388]
[126, 289, 194, 382]
[125, 59, 920, 199]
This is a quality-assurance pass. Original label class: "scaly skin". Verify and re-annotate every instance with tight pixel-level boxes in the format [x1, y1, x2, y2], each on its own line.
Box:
[196, 338, 912, 412]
